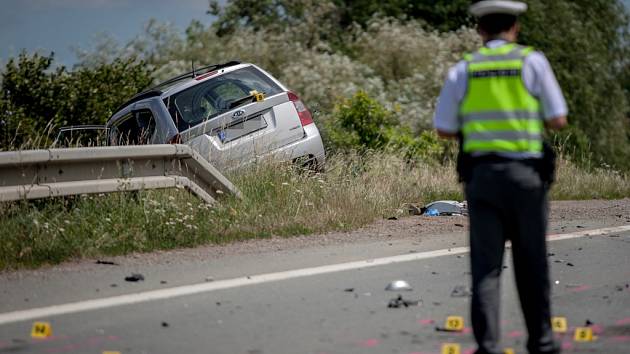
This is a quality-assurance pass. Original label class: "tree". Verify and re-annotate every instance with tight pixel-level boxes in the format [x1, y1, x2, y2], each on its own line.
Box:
[518, 0, 630, 168]
[208, 0, 472, 32]
[209, 0, 630, 168]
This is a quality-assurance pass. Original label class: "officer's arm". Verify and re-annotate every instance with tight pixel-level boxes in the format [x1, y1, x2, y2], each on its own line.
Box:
[545, 116, 567, 130]
[433, 63, 465, 139]
[527, 52, 568, 131]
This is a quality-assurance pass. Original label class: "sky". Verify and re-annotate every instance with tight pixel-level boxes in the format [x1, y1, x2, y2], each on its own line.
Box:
[1, 0, 629, 67]
[0, 0, 218, 67]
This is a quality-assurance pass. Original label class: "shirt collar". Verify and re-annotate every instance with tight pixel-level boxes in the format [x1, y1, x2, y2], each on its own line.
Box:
[485, 39, 509, 48]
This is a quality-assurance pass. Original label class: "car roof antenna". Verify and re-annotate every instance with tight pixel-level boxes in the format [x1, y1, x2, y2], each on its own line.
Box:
[191, 60, 196, 78]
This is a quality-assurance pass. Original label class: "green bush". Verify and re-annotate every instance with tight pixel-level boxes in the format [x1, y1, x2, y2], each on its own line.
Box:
[0, 52, 152, 149]
[324, 91, 396, 150]
[324, 91, 448, 162]
[385, 127, 445, 162]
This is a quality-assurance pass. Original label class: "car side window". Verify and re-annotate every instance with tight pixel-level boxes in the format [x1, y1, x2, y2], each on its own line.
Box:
[135, 109, 156, 144]
[109, 109, 156, 145]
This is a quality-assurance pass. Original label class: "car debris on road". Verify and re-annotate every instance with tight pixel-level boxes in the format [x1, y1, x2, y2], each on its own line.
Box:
[423, 200, 468, 216]
[450, 285, 472, 298]
[124, 273, 145, 282]
[95, 260, 118, 266]
[385, 280, 413, 291]
[387, 295, 421, 308]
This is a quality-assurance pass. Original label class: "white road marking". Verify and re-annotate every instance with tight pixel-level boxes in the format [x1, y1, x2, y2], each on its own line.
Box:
[1, 225, 629, 326]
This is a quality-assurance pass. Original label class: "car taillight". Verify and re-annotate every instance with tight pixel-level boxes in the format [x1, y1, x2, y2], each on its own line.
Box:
[288, 91, 313, 126]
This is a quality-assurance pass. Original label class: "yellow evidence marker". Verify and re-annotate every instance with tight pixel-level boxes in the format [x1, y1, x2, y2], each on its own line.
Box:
[445, 316, 465, 331]
[441, 343, 461, 354]
[551, 317, 568, 333]
[102, 351, 121, 354]
[574, 327, 594, 342]
[30, 322, 52, 339]
[249, 90, 265, 102]
[504, 348, 515, 354]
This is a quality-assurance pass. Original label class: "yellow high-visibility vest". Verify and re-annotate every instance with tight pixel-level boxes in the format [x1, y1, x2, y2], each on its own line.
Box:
[459, 43, 543, 155]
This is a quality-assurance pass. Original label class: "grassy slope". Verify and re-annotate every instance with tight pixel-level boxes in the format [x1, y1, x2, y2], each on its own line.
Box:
[0, 152, 628, 270]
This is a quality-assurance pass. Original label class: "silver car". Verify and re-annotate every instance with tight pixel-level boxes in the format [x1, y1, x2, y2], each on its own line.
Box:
[104, 61, 325, 170]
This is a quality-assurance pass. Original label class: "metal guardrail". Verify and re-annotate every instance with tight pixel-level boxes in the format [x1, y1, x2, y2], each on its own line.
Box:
[0, 144, 241, 204]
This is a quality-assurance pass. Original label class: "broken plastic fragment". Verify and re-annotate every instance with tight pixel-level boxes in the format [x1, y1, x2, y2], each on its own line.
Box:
[450, 285, 471, 297]
[387, 295, 421, 308]
[95, 260, 118, 265]
[424, 208, 440, 216]
[385, 280, 412, 291]
[124, 273, 145, 282]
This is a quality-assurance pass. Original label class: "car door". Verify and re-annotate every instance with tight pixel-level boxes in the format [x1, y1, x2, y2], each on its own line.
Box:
[108, 109, 157, 146]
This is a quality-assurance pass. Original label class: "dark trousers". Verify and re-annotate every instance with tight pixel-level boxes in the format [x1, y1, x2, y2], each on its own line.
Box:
[465, 161, 558, 354]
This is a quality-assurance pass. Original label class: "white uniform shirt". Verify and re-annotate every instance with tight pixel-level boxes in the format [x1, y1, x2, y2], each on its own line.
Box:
[433, 39, 568, 135]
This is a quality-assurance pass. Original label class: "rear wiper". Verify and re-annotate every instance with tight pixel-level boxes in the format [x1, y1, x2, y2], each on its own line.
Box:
[228, 90, 266, 109]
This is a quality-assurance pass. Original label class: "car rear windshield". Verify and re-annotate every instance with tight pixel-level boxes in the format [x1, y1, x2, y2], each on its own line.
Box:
[165, 66, 283, 131]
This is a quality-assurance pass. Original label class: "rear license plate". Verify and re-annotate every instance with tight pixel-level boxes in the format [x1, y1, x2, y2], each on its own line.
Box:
[216, 115, 267, 143]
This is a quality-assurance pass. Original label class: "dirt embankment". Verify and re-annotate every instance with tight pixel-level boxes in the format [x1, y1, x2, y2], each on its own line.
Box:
[89, 199, 630, 266]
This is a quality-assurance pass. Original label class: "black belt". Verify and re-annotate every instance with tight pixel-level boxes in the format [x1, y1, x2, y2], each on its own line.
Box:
[471, 154, 540, 166]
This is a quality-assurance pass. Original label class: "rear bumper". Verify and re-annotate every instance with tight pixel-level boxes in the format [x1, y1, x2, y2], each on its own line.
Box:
[185, 123, 326, 171]
[265, 123, 326, 167]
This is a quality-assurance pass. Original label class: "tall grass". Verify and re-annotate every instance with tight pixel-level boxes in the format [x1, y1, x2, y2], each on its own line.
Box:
[0, 152, 628, 270]
[551, 157, 630, 200]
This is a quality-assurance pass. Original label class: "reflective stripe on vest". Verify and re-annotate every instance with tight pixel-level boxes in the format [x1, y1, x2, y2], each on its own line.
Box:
[459, 43, 543, 155]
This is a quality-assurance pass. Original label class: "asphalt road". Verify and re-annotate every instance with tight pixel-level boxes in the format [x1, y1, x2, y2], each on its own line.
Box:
[1, 226, 629, 354]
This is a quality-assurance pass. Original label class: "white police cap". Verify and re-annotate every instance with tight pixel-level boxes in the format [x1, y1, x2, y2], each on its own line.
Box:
[469, 1, 528, 17]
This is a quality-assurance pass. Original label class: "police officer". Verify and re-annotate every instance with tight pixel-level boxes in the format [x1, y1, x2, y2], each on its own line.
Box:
[433, 1, 568, 353]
